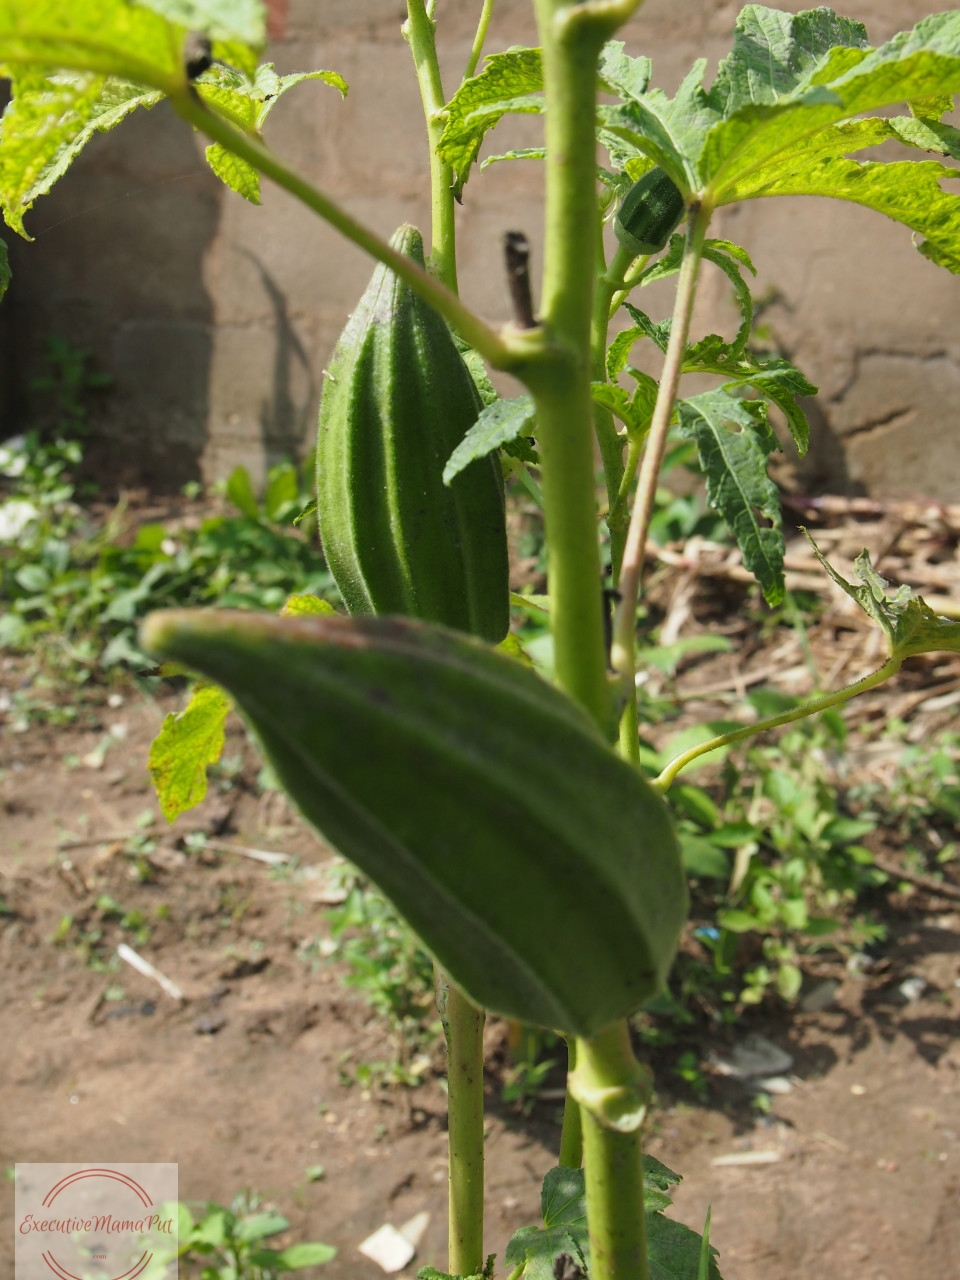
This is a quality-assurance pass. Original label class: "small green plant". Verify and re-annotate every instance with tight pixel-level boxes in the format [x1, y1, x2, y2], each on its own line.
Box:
[146, 1192, 335, 1279]
[8, 4, 960, 1280]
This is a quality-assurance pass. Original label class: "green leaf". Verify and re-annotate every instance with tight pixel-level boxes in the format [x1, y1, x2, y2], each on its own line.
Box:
[454, 336, 499, 407]
[702, 10, 960, 272]
[805, 535, 960, 661]
[235, 1211, 289, 1244]
[590, 380, 655, 439]
[205, 141, 261, 202]
[677, 389, 785, 605]
[0, 0, 178, 85]
[0, 71, 163, 236]
[707, 6, 868, 115]
[599, 41, 652, 103]
[680, 836, 730, 880]
[141, 610, 687, 1036]
[224, 464, 260, 519]
[622, 303, 672, 355]
[272, 1241, 337, 1269]
[505, 1168, 589, 1280]
[717, 909, 760, 934]
[0, 234, 8, 300]
[647, 1210, 722, 1280]
[280, 593, 336, 617]
[135, 0, 266, 46]
[195, 62, 347, 202]
[599, 60, 720, 194]
[438, 48, 543, 198]
[507, 1162, 721, 1280]
[443, 395, 536, 484]
[480, 146, 546, 171]
[148, 682, 233, 822]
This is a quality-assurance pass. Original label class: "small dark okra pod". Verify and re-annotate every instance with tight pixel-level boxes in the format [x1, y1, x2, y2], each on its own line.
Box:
[614, 166, 686, 256]
[316, 225, 509, 643]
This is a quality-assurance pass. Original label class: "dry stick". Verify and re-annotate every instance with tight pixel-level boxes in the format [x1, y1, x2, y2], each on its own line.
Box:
[611, 202, 712, 694]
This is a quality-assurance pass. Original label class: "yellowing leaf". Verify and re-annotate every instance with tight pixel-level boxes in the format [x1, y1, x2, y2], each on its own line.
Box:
[148, 682, 233, 822]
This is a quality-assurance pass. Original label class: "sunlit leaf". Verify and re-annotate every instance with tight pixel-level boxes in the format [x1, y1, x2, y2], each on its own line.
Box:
[438, 47, 543, 198]
[195, 62, 347, 202]
[135, 0, 266, 46]
[280, 594, 336, 617]
[148, 682, 232, 822]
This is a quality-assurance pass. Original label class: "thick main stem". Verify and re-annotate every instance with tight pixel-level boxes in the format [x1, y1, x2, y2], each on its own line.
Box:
[571, 1022, 651, 1280]
[526, 0, 615, 729]
[438, 979, 486, 1276]
[404, 0, 459, 291]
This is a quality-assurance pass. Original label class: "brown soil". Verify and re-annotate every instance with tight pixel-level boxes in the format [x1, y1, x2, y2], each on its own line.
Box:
[2, 495, 960, 1279]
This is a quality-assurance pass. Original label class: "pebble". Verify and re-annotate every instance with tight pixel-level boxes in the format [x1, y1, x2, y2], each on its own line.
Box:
[358, 1224, 415, 1273]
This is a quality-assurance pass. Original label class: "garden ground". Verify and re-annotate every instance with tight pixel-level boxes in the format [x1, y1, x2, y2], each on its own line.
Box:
[2, 494, 959, 1280]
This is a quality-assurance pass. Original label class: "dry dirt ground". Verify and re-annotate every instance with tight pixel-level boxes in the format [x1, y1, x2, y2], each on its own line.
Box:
[3, 497, 960, 1280]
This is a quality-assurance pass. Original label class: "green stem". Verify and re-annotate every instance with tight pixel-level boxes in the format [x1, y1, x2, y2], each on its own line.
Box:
[611, 201, 712, 686]
[464, 0, 497, 80]
[655, 654, 903, 790]
[404, 0, 459, 291]
[558, 1039, 583, 1167]
[437, 978, 486, 1277]
[570, 1022, 652, 1280]
[517, 1, 618, 729]
[167, 88, 510, 370]
[593, 238, 637, 583]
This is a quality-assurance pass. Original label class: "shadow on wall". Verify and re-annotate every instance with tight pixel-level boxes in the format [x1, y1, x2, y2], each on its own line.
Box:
[245, 252, 318, 472]
[0, 98, 221, 493]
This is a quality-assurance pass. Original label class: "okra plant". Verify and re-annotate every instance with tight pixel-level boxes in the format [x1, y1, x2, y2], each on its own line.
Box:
[5, 2, 960, 1278]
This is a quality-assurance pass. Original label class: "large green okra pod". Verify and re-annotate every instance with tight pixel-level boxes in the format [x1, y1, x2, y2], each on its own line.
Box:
[316, 225, 509, 643]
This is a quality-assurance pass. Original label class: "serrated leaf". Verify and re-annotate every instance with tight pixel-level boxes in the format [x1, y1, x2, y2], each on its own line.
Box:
[506, 1161, 720, 1280]
[141, 610, 687, 1036]
[0, 70, 163, 236]
[135, 0, 265, 46]
[805, 535, 960, 661]
[701, 240, 755, 360]
[889, 112, 960, 159]
[542, 1166, 588, 1229]
[443, 395, 536, 485]
[599, 60, 719, 194]
[704, 9, 960, 275]
[678, 389, 785, 605]
[707, 5, 868, 115]
[148, 682, 233, 822]
[437, 48, 543, 198]
[0, 1, 179, 94]
[205, 141, 261, 201]
[0, 235, 9, 301]
[454, 336, 499, 407]
[196, 63, 346, 202]
[647, 1211, 723, 1280]
[623, 303, 672, 354]
[590, 381, 655, 440]
[599, 41, 652, 103]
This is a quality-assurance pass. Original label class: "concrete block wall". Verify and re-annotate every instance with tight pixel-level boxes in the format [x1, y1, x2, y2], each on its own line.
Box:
[2, 0, 958, 498]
